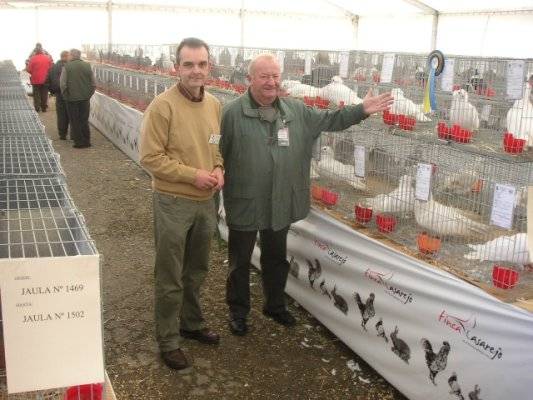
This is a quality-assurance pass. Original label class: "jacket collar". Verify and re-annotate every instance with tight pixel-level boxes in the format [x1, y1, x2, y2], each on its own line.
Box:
[241, 90, 294, 122]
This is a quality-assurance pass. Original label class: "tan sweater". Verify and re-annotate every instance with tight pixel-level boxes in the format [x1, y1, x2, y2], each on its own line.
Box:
[140, 85, 223, 200]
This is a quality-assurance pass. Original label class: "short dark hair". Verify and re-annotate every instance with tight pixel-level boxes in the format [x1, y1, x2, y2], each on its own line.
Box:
[176, 37, 210, 64]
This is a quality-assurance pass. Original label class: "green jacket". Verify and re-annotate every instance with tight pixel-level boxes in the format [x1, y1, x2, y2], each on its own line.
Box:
[60, 59, 95, 101]
[220, 91, 368, 231]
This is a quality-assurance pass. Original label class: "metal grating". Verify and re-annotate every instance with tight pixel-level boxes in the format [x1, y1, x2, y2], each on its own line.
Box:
[0, 98, 33, 111]
[0, 178, 96, 259]
[0, 137, 62, 177]
[0, 110, 44, 136]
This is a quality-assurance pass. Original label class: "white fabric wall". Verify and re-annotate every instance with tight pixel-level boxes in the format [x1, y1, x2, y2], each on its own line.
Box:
[357, 14, 434, 53]
[436, 13, 533, 58]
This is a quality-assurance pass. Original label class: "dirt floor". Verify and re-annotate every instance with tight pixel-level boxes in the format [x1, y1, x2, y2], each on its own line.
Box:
[38, 96, 408, 400]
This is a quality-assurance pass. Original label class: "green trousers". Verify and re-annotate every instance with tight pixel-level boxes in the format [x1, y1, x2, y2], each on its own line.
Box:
[153, 192, 216, 352]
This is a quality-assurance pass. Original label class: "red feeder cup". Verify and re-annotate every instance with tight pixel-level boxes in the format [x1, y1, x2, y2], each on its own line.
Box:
[417, 232, 441, 255]
[65, 383, 103, 400]
[311, 185, 323, 200]
[321, 190, 339, 206]
[451, 125, 472, 143]
[355, 204, 373, 223]
[376, 214, 397, 233]
[503, 132, 526, 154]
[437, 121, 451, 139]
[492, 265, 519, 289]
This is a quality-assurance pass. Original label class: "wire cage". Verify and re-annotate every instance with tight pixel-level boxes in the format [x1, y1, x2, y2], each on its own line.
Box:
[0, 137, 62, 178]
[0, 111, 45, 137]
[312, 127, 532, 297]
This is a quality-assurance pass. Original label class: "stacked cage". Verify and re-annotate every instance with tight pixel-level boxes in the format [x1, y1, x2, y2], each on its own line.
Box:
[0, 61, 99, 399]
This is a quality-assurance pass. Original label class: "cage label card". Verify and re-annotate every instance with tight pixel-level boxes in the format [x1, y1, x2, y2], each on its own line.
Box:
[0, 256, 104, 394]
[353, 145, 366, 178]
[490, 184, 517, 230]
[506, 60, 525, 100]
[380, 54, 395, 84]
[415, 163, 432, 201]
[440, 58, 455, 92]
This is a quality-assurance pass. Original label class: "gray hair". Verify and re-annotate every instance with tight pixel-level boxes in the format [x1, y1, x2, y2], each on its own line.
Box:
[247, 53, 279, 76]
[70, 49, 81, 60]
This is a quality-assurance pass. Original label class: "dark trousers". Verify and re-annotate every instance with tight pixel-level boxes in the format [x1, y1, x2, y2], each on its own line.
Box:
[55, 93, 69, 138]
[226, 226, 290, 319]
[32, 84, 48, 111]
[67, 100, 91, 146]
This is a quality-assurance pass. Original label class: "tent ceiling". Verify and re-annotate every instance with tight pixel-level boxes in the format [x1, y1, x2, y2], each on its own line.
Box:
[2, 0, 533, 15]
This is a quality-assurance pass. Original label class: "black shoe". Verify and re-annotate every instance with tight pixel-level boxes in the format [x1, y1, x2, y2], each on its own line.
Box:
[262, 310, 296, 327]
[161, 348, 190, 371]
[180, 328, 220, 345]
[229, 318, 248, 336]
[73, 144, 91, 148]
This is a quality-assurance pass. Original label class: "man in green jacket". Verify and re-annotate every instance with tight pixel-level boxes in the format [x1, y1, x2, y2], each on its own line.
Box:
[60, 48, 96, 148]
[220, 54, 393, 336]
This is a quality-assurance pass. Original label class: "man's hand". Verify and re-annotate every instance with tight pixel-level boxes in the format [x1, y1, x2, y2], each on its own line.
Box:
[362, 90, 394, 115]
[194, 169, 218, 191]
[210, 167, 224, 191]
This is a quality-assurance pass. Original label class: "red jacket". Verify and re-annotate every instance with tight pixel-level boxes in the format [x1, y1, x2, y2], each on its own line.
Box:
[27, 53, 52, 85]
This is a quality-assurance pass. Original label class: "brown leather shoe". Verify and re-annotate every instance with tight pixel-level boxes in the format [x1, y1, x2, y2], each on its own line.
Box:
[180, 328, 220, 344]
[161, 348, 190, 370]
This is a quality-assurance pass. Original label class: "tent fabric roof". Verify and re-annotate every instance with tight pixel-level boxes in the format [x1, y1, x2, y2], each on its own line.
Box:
[3, 0, 533, 15]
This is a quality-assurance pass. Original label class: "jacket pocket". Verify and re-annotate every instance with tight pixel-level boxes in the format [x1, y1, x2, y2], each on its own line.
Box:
[291, 188, 310, 221]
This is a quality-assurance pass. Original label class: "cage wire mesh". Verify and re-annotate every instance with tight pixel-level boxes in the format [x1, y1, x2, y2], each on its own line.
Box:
[0, 61, 102, 399]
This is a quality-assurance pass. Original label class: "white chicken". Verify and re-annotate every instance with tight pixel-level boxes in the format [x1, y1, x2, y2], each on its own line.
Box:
[363, 174, 414, 214]
[312, 146, 366, 190]
[414, 194, 491, 238]
[286, 83, 321, 98]
[450, 89, 480, 131]
[506, 86, 533, 145]
[320, 76, 363, 106]
[390, 88, 430, 122]
[464, 233, 530, 265]
[281, 79, 301, 91]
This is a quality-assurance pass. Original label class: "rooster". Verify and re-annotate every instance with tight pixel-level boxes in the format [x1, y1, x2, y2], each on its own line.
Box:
[307, 259, 321, 289]
[375, 318, 388, 343]
[421, 339, 451, 385]
[448, 372, 464, 399]
[354, 292, 375, 330]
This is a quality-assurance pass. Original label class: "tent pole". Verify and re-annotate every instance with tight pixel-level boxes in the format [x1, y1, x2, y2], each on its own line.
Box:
[351, 15, 359, 49]
[239, 0, 245, 48]
[431, 12, 438, 51]
[107, 0, 112, 55]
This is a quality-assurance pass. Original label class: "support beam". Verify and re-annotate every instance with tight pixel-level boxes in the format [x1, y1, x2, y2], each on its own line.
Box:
[239, 0, 244, 48]
[351, 15, 359, 50]
[401, 0, 437, 15]
[107, 0, 112, 54]
[430, 12, 438, 51]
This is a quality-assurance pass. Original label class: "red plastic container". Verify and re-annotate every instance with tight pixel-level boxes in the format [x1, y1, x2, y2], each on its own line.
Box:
[376, 214, 397, 233]
[503, 132, 526, 154]
[355, 204, 373, 223]
[321, 190, 339, 206]
[450, 125, 472, 143]
[65, 383, 103, 400]
[311, 185, 323, 200]
[492, 265, 519, 289]
[437, 121, 451, 139]
[404, 116, 416, 131]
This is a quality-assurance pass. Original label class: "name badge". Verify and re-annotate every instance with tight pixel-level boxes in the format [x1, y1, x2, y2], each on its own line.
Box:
[277, 127, 289, 147]
[209, 134, 221, 145]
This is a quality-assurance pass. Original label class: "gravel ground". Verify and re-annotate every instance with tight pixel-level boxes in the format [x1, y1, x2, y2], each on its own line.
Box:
[38, 96, 408, 400]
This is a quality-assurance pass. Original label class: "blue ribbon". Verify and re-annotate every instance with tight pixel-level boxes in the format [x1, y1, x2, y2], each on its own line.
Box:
[428, 64, 437, 111]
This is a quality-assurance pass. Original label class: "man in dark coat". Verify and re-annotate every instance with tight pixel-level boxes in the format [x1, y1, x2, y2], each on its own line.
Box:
[60, 49, 96, 148]
[46, 51, 70, 140]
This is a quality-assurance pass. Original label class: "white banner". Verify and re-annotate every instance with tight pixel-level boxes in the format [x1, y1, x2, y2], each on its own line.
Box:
[220, 207, 533, 400]
[0, 255, 104, 394]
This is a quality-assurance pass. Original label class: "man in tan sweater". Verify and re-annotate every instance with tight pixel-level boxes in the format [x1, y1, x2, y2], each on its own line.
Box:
[140, 38, 224, 371]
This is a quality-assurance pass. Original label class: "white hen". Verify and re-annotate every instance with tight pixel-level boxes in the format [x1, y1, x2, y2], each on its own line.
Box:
[506, 86, 533, 145]
[287, 83, 321, 98]
[312, 146, 366, 190]
[414, 194, 491, 237]
[320, 76, 363, 106]
[390, 88, 430, 122]
[464, 233, 530, 264]
[364, 175, 414, 214]
[450, 89, 480, 131]
[281, 79, 301, 91]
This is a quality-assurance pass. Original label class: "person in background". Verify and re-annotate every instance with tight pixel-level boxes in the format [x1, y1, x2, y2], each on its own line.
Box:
[46, 50, 70, 140]
[27, 46, 53, 112]
[220, 54, 393, 336]
[140, 37, 224, 371]
[60, 49, 95, 149]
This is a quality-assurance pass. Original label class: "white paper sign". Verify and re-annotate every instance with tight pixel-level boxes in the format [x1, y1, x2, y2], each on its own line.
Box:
[339, 51, 350, 79]
[490, 184, 517, 229]
[415, 163, 432, 201]
[380, 53, 395, 84]
[305, 51, 312, 75]
[506, 60, 525, 100]
[440, 58, 455, 92]
[354, 145, 365, 178]
[0, 256, 104, 394]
